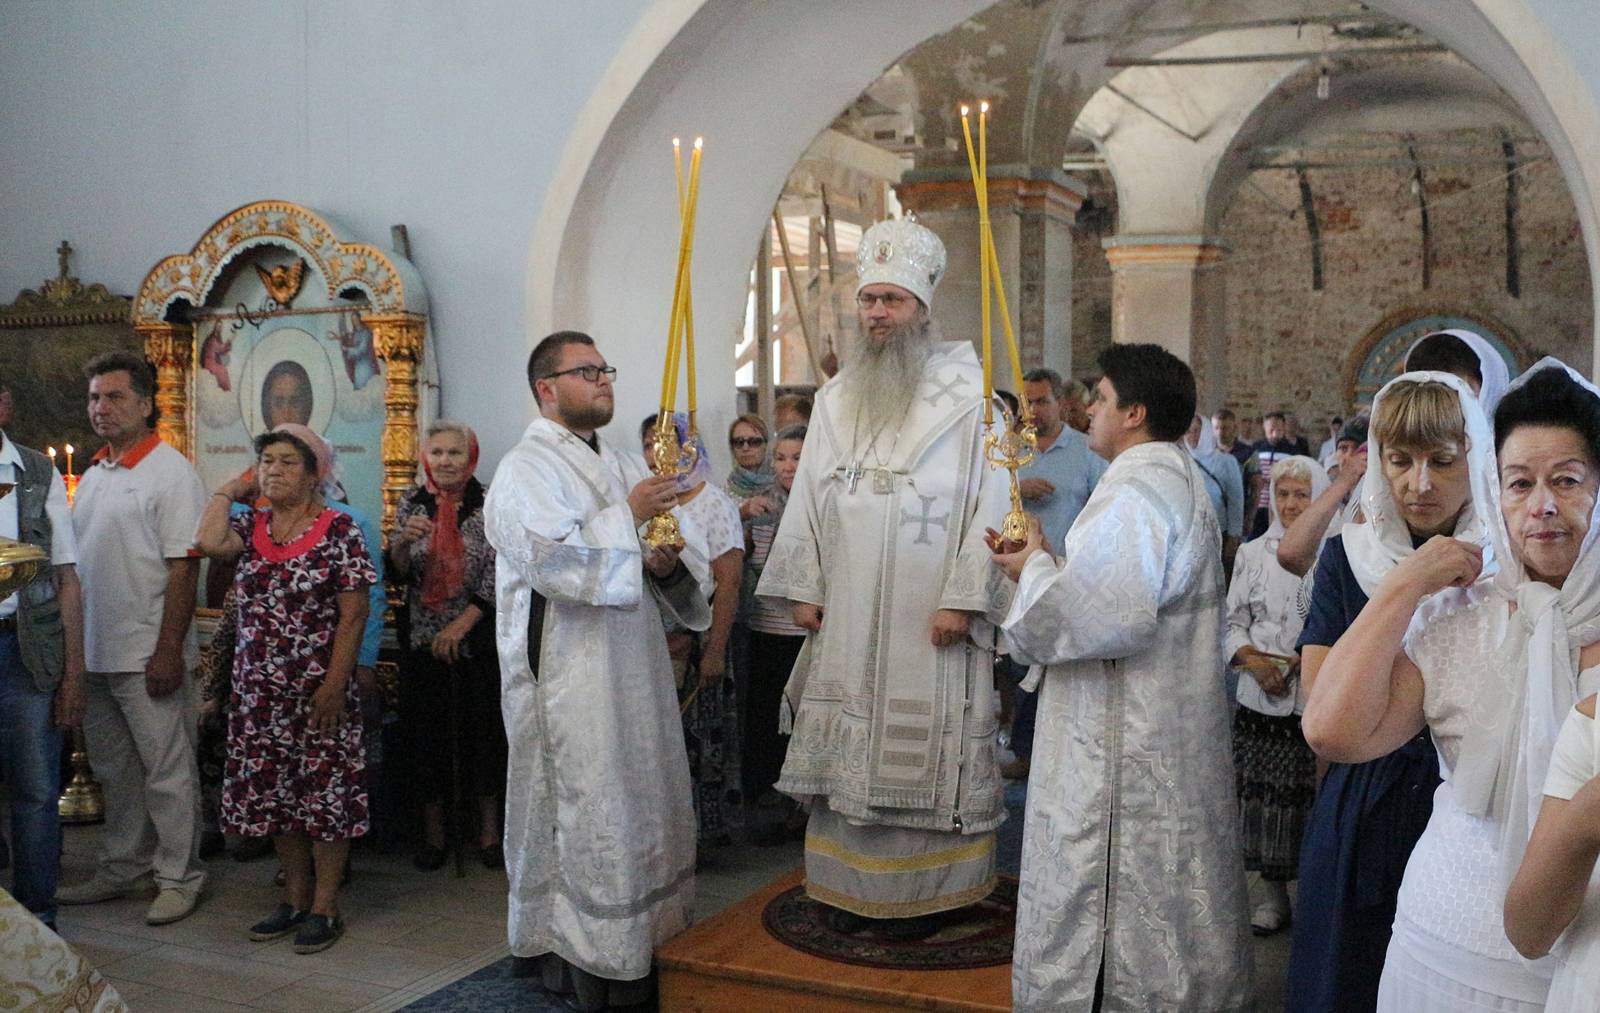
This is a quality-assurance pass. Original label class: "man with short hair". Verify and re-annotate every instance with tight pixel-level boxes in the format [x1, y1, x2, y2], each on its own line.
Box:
[1058, 379, 1091, 433]
[1249, 410, 1296, 538]
[994, 343, 1251, 1011]
[0, 420, 85, 930]
[485, 331, 707, 1010]
[1211, 407, 1253, 466]
[773, 392, 813, 431]
[758, 218, 1009, 936]
[59, 351, 207, 926]
[1001, 367, 1108, 779]
[1317, 416, 1344, 470]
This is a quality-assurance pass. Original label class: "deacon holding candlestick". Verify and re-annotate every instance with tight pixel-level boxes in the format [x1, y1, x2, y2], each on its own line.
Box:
[755, 215, 1010, 938]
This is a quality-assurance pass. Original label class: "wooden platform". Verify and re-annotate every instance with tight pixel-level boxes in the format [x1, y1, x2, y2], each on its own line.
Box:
[657, 870, 1010, 1013]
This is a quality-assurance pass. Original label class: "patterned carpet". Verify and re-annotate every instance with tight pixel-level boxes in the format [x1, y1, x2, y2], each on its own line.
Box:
[401, 783, 1029, 1010]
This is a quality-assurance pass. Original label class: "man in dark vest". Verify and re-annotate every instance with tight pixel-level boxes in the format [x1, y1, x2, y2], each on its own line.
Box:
[0, 424, 86, 930]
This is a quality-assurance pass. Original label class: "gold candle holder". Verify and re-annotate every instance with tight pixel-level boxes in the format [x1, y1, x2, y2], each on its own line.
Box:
[58, 727, 104, 824]
[985, 410, 1038, 550]
[643, 416, 698, 549]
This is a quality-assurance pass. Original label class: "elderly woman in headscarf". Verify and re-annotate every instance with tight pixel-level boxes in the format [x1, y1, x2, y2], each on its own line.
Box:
[1224, 454, 1334, 936]
[1185, 412, 1245, 574]
[1283, 370, 1498, 1012]
[641, 412, 744, 848]
[387, 421, 502, 872]
[196, 424, 376, 954]
[1306, 360, 1600, 1010]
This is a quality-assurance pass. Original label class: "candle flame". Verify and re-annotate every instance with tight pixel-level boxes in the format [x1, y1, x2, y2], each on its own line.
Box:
[980, 100, 990, 113]
[960, 104, 970, 116]
[65, 444, 74, 454]
[673, 137, 680, 148]
[47, 447, 56, 457]
[693, 137, 703, 150]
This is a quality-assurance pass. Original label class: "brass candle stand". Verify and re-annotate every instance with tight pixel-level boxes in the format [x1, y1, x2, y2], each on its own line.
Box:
[58, 728, 104, 824]
[986, 409, 1038, 550]
[643, 415, 699, 549]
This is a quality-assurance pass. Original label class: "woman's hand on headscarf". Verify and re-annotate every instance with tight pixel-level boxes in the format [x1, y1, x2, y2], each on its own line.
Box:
[1390, 535, 1484, 599]
[739, 495, 773, 520]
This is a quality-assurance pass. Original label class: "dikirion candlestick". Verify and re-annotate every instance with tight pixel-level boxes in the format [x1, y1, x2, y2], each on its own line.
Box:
[960, 100, 1037, 550]
[647, 136, 706, 550]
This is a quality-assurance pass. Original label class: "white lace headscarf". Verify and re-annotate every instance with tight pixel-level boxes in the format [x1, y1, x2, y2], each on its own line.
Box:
[1343, 370, 1500, 598]
[1406, 328, 1511, 415]
[1454, 357, 1600, 898]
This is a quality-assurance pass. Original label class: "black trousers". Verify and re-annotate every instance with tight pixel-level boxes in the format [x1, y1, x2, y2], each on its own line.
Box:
[741, 629, 804, 803]
[399, 635, 507, 808]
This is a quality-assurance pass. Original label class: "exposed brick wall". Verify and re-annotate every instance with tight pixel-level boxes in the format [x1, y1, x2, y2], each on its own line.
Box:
[1069, 129, 1593, 427]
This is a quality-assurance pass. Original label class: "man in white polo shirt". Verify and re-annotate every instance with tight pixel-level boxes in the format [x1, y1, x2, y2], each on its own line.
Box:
[57, 351, 207, 926]
[0, 424, 85, 931]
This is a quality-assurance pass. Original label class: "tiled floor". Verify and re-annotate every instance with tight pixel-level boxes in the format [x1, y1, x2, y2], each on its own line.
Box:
[52, 817, 1289, 1011]
[52, 822, 805, 1012]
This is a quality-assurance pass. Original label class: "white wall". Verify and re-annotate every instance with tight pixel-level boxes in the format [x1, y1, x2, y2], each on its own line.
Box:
[0, 0, 651, 471]
[7, 0, 1600, 483]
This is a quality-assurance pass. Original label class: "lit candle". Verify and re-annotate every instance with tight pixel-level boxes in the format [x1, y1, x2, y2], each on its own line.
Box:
[959, 105, 993, 423]
[661, 137, 703, 414]
[65, 443, 74, 477]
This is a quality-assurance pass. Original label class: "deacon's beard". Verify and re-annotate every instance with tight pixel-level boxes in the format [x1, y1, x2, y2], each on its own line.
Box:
[842, 316, 936, 436]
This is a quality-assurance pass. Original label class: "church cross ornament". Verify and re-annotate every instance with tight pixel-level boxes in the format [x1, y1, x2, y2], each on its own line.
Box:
[901, 494, 950, 546]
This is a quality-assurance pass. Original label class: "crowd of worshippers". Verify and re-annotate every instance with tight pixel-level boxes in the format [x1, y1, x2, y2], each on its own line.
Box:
[4, 220, 1600, 1013]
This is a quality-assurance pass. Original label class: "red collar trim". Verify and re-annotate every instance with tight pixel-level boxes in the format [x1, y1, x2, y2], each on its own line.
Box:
[251, 507, 336, 563]
[93, 432, 163, 469]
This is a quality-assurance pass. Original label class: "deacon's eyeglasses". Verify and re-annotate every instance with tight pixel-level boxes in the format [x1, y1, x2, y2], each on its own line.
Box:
[540, 364, 617, 384]
[729, 436, 767, 449]
[856, 291, 912, 309]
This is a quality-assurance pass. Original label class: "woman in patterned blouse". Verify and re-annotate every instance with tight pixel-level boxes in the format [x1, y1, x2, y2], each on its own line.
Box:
[388, 421, 502, 871]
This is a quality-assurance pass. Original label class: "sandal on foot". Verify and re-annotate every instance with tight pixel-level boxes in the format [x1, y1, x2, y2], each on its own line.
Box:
[248, 903, 307, 941]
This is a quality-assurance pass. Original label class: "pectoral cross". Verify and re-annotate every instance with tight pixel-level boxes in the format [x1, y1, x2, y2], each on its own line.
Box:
[843, 461, 865, 494]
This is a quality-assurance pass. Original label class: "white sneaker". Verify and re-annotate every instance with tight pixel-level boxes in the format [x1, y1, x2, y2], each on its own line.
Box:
[146, 888, 199, 925]
[56, 872, 156, 905]
[1250, 897, 1290, 936]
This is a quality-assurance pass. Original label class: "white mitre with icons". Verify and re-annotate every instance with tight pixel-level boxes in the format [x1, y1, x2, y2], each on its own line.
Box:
[856, 217, 947, 308]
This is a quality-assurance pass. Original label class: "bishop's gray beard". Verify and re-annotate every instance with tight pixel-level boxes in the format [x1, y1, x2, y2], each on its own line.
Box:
[842, 317, 936, 438]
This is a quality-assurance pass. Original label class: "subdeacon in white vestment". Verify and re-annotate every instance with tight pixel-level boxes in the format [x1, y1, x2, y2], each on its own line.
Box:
[756, 340, 1011, 917]
[1003, 440, 1253, 1012]
[484, 417, 709, 981]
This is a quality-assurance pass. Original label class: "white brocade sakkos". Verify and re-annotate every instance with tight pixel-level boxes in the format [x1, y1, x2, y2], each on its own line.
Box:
[484, 418, 710, 982]
[1003, 440, 1253, 1013]
[756, 340, 1012, 914]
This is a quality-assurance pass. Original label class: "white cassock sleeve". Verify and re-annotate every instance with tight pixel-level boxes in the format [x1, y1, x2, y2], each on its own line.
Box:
[484, 449, 645, 609]
[1001, 477, 1172, 667]
[940, 412, 1015, 625]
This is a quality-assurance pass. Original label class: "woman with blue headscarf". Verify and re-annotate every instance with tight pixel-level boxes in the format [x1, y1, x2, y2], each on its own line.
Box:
[641, 413, 745, 848]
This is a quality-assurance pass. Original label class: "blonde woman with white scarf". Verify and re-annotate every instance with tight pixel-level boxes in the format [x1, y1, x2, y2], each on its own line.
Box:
[1306, 360, 1600, 1010]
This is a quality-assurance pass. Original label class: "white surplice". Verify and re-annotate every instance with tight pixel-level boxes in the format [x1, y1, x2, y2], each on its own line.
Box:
[1003, 440, 1253, 1012]
[484, 417, 709, 981]
[755, 340, 1011, 913]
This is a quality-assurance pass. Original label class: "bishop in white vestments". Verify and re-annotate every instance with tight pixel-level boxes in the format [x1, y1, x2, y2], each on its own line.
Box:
[994, 343, 1253, 1012]
[485, 332, 708, 1008]
[757, 219, 1010, 931]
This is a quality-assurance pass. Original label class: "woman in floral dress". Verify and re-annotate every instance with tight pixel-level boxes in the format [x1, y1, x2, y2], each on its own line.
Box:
[195, 424, 375, 954]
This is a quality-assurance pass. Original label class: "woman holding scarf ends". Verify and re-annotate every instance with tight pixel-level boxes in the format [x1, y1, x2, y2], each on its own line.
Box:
[1306, 360, 1600, 1009]
[388, 421, 503, 871]
[1224, 454, 1334, 936]
[727, 413, 775, 517]
[643, 413, 744, 849]
[1283, 333, 1507, 1012]
[196, 424, 376, 953]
